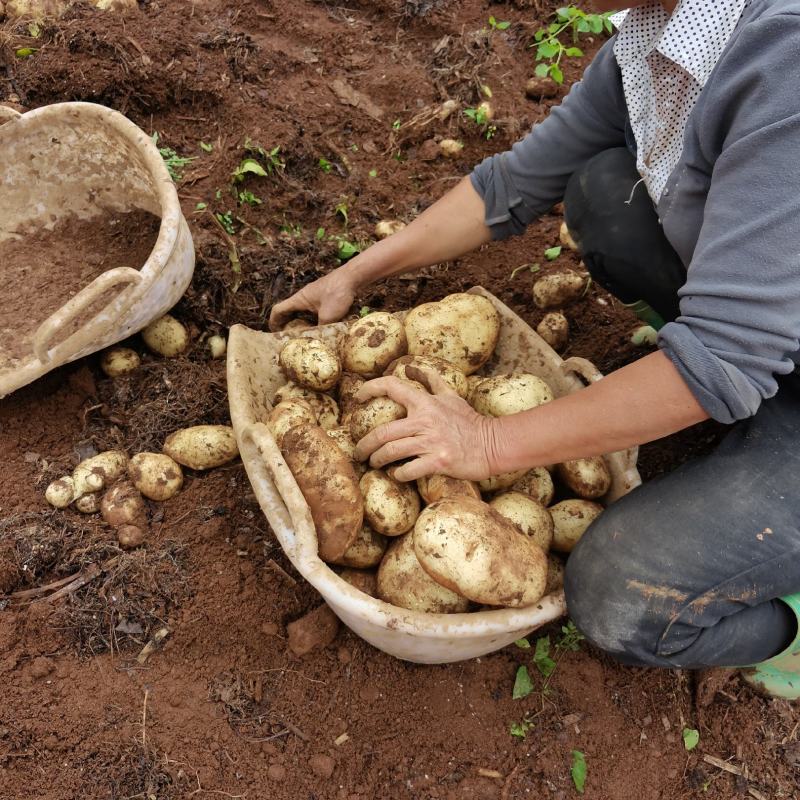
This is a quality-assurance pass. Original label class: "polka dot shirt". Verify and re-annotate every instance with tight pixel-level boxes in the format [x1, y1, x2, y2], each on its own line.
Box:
[611, 0, 749, 202]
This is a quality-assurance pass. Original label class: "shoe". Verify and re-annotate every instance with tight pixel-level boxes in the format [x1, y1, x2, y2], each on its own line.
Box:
[741, 593, 800, 700]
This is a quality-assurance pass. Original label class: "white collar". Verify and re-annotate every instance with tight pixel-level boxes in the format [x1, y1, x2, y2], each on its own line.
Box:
[612, 0, 747, 85]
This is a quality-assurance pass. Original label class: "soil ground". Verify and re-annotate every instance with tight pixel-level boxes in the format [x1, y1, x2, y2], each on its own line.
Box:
[0, 2, 797, 799]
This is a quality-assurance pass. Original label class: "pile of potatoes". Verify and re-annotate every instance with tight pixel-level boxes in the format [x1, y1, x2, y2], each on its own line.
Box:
[44, 424, 239, 548]
[270, 292, 612, 614]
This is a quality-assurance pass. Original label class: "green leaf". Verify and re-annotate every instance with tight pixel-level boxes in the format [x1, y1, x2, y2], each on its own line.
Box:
[496, 20, 511, 30]
[549, 64, 564, 84]
[27, 21, 41, 37]
[514, 638, 531, 650]
[200, 141, 213, 153]
[534, 635, 556, 677]
[512, 665, 534, 699]
[359, 306, 371, 317]
[534, 62, 550, 78]
[537, 41, 560, 59]
[571, 751, 587, 794]
[233, 158, 268, 181]
[481, 85, 493, 97]
[336, 239, 360, 260]
[15, 47, 37, 58]
[682, 728, 700, 751]
[544, 245, 562, 260]
[565, 47, 583, 57]
[576, 18, 590, 32]
[510, 720, 530, 739]
[316, 227, 326, 240]
[488, 15, 497, 26]
[195, 202, 207, 210]
[368, 168, 377, 178]
[392, 119, 401, 131]
[589, 16, 604, 33]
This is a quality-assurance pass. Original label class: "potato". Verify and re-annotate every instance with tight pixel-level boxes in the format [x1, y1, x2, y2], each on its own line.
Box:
[471, 374, 553, 417]
[511, 467, 555, 506]
[331, 524, 388, 569]
[274, 382, 339, 430]
[100, 347, 140, 378]
[557, 457, 611, 499]
[414, 497, 547, 607]
[439, 138, 464, 157]
[117, 524, 146, 549]
[142, 314, 189, 357]
[74, 492, 101, 514]
[532, 272, 586, 309]
[128, 453, 183, 501]
[100, 482, 147, 528]
[73, 450, 128, 498]
[375, 220, 406, 239]
[163, 425, 239, 471]
[45, 476, 75, 509]
[349, 397, 406, 443]
[404, 292, 500, 374]
[536, 312, 569, 351]
[337, 373, 365, 414]
[208, 335, 227, 359]
[545, 553, 565, 594]
[283, 318, 313, 334]
[559, 221, 578, 251]
[465, 374, 485, 404]
[360, 469, 421, 537]
[477, 468, 527, 493]
[550, 499, 603, 553]
[281, 423, 363, 563]
[489, 492, 554, 551]
[477, 100, 493, 121]
[338, 567, 378, 598]
[377, 534, 469, 613]
[268, 399, 318, 447]
[341, 312, 407, 378]
[417, 474, 481, 504]
[279, 337, 341, 391]
[385, 354, 469, 398]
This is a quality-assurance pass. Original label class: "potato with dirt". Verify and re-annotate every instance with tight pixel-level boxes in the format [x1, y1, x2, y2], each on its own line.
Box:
[100, 347, 140, 378]
[100, 481, 147, 528]
[477, 468, 528, 493]
[385, 354, 469, 398]
[279, 337, 341, 391]
[73, 450, 129, 498]
[163, 425, 239, 470]
[557, 456, 612, 499]
[417, 474, 481, 504]
[45, 476, 75, 509]
[280, 423, 363, 563]
[489, 491, 554, 552]
[338, 567, 379, 597]
[471, 373, 554, 417]
[404, 292, 500, 374]
[360, 469, 421, 537]
[142, 314, 189, 357]
[511, 467, 555, 506]
[377, 533, 469, 613]
[331, 523, 388, 569]
[414, 497, 548, 607]
[374, 220, 406, 239]
[349, 396, 406, 443]
[550, 499, 603, 553]
[532, 272, 586, 309]
[128, 453, 183, 501]
[273, 382, 339, 429]
[268, 398, 318, 447]
[536, 312, 569, 351]
[340, 312, 407, 378]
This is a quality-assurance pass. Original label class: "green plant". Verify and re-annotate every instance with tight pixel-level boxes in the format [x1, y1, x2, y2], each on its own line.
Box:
[464, 106, 490, 126]
[359, 306, 371, 317]
[215, 211, 235, 235]
[200, 141, 213, 153]
[571, 750, 587, 794]
[544, 245, 563, 260]
[509, 716, 534, 739]
[15, 46, 36, 58]
[532, 6, 614, 84]
[152, 132, 196, 182]
[512, 621, 585, 701]
[280, 220, 303, 238]
[392, 119, 402, 131]
[512, 665, 534, 699]
[368, 168, 378, 178]
[333, 236, 361, 261]
[335, 201, 349, 227]
[237, 189, 262, 207]
[488, 15, 511, 30]
[319, 157, 333, 173]
[232, 158, 268, 182]
[316, 227, 326, 240]
[682, 728, 700, 751]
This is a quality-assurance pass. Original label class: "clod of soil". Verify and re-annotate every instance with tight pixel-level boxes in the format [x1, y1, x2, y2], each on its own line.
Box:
[287, 604, 340, 656]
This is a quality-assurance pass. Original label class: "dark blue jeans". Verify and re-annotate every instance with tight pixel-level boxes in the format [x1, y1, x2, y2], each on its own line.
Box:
[561, 148, 800, 668]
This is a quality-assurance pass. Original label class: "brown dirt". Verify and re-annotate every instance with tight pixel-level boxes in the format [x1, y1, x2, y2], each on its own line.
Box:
[0, 2, 794, 800]
[0, 210, 160, 362]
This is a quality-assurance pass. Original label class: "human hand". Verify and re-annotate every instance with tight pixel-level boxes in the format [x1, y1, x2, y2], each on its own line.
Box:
[268, 268, 358, 331]
[353, 368, 498, 482]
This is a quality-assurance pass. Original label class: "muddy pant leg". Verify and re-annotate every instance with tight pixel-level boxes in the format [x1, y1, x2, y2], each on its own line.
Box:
[563, 147, 687, 324]
[564, 372, 800, 668]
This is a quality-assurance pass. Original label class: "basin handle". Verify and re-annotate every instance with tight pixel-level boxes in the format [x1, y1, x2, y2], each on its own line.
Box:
[33, 267, 143, 365]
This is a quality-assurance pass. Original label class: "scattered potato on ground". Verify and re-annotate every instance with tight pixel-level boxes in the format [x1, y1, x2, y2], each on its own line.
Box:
[117, 524, 146, 549]
[331, 524, 388, 569]
[360, 469, 421, 537]
[557, 456, 612, 499]
[142, 314, 189, 357]
[128, 452, 183, 501]
[74, 492, 101, 514]
[280, 423, 363, 562]
[489, 492, 554, 552]
[349, 396, 406, 443]
[268, 399, 318, 448]
[417, 474, 481, 504]
[341, 312, 407, 378]
[477, 468, 527, 493]
[45, 476, 75, 509]
[550, 499, 603, 553]
[525, 76, 560, 99]
[414, 497, 547, 607]
[100, 347, 140, 378]
[274, 382, 339, 429]
[73, 450, 129, 498]
[511, 467, 555, 506]
[100, 481, 147, 528]
[545, 553, 565, 594]
[471, 373, 554, 417]
[207, 334, 227, 359]
[559, 221, 579, 251]
[338, 568, 378, 598]
[385, 354, 469, 398]
[439, 138, 464, 157]
[532, 272, 586, 309]
[404, 293, 500, 375]
[374, 220, 406, 239]
[377, 534, 469, 613]
[163, 425, 238, 470]
[279, 337, 341, 392]
[477, 100, 493, 121]
[536, 312, 569, 351]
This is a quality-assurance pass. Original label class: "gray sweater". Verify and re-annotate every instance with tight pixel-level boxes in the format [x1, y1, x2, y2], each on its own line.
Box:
[470, 0, 800, 424]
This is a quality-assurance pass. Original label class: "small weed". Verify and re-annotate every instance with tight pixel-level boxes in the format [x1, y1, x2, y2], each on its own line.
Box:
[544, 245, 562, 260]
[368, 168, 378, 178]
[335, 201, 349, 227]
[237, 189, 262, 207]
[682, 728, 700, 751]
[27, 21, 41, 37]
[232, 157, 268, 182]
[199, 141, 213, 153]
[510, 717, 534, 739]
[392, 119, 402, 131]
[15, 47, 37, 58]
[152, 132, 196, 182]
[280, 221, 303, 238]
[512, 665, 534, 699]
[318, 157, 333, 173]
[488, 15, 511, 30]
[532, 5, 613, 85]
[510, 262, 541, 280]
[215, 211, 235, 235]
[359, 306, 371, 317]
[571, 750, 587, 794]
[316, 227, 326, 240]
[464, 106, 490, 126]
[333, 236, 361, 261]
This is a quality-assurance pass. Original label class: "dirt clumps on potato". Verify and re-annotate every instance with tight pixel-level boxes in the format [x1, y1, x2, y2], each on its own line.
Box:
[511, 467, 555, 506]
[100, 481, 147, 528]
[489, 491, 554, 552]
[163, 425, 238, 470]
[360, 469, 421, 537]
[142, 314, 189, 357]
[279, 337, 341, 391]
[417, 474, 481, 504]
[100, 346, 140, 377]
[532, 272, 586, 309]
[331, 523, 388, 569]
[281, 423, 363, 562]
[341, 312, 407, 378]
[128, 452, 183, 501]
[268, 398, 318, 447]
[338, 567, 379, 597]
[349, 397, 406, 443]
[471, 373, 553, 416]
[536, 312, 569, 351]
[550, 499, 603, 553]
[557, 457, 611, 499]
[385, 354, 469, 398]
[274, 382, 339, 429]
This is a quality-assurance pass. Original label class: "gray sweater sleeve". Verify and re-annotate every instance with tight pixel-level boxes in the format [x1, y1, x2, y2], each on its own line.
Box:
[470, 37, 627, 239]
[658, 13, 800, 424]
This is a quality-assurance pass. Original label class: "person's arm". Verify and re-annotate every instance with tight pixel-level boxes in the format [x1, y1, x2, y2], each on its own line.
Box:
[354, 351, 708, 482]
